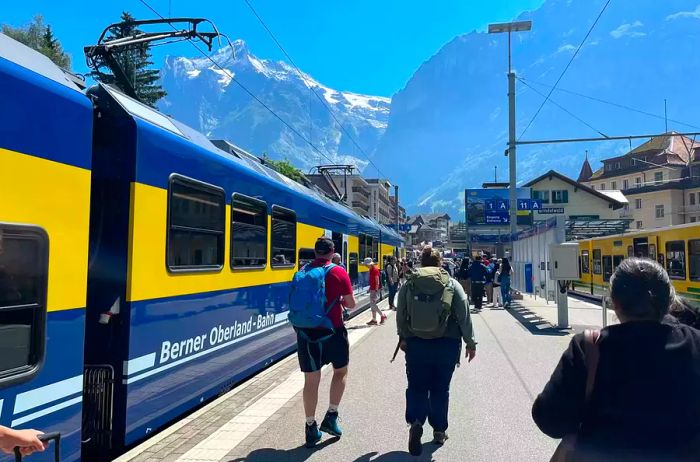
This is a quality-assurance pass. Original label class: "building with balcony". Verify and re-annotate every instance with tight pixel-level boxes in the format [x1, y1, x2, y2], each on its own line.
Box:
[306, 173, 371, 216]
[389, 196, 407, 225]
[579, 132, 700, 229]
[366, 178, 393, 224]
[409, 213, 451, 244]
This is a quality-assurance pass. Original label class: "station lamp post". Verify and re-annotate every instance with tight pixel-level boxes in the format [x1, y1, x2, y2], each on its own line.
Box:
[487, 20, 532, 235]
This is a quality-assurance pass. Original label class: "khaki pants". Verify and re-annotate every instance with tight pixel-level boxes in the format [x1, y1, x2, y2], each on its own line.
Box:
[369, 289, 382, 318]
[485, 282, 493, 304]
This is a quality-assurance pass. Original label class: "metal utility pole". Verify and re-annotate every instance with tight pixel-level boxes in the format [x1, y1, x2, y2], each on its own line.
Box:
[394, 184, 400, 232]
[488, 20, 532, 236]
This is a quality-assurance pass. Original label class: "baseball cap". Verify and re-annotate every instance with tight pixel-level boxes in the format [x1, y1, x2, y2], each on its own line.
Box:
[314, 237, 334, 254]
[363, 257, 374, 265]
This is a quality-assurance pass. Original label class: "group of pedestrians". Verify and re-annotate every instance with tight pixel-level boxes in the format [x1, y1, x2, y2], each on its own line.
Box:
[455, 254, 512, 311]
[287, 238, 700, 460]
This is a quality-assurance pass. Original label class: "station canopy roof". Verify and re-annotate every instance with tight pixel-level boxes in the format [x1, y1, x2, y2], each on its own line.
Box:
[565, 218, 632, 240]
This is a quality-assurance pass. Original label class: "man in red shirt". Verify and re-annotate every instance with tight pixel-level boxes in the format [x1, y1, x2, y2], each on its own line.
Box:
[298, 237, 356, 448]
[365, 258, 387, 325]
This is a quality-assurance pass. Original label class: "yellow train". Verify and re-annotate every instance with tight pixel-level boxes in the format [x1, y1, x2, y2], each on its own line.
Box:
[572, 222, 700, 307]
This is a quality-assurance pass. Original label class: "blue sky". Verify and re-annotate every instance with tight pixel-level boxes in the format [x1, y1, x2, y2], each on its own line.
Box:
[3, 0, 545, 96]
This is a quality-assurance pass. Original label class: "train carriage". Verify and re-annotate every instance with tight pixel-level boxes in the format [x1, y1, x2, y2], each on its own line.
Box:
[0, 34, 93, 461]
[0, 34, 402, 461]
[572, 222, 700, 307]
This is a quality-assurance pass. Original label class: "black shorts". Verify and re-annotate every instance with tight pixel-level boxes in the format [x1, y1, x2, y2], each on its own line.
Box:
[296, 327, 349, 373]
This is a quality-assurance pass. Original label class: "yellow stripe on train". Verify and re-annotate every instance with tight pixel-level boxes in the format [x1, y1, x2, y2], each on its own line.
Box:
[0, 148, 90, 312]
[127, 182, 339, 302]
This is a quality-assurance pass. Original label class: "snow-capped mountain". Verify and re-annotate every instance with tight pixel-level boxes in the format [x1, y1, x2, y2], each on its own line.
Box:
[158, 40, 390, 170]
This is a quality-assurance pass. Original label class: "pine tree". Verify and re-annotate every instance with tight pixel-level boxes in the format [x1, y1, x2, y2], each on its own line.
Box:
[89, 11, 166, 107]
[40, 25, 70, 69]
[2, 15, 71, 69]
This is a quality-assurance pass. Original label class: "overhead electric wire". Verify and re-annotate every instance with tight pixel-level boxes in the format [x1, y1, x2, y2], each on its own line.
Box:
[136, 0, 337, 165]
[241, 0, 389, 179]
[519, 77, 700, 131]
[517, 76, 608, 138]
[519, 0, 613, 140]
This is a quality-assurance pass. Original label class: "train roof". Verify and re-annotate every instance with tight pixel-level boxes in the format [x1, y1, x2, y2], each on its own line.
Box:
[100, 84, 402, 244]
[574, 220, 700, 242]
[0, 33, 84, 92]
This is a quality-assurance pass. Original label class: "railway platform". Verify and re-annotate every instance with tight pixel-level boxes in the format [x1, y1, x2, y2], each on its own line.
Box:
[115, 294, 606, 462]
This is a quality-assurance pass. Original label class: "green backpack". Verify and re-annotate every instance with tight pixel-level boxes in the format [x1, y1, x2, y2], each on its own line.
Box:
[405, 267, 454, 339]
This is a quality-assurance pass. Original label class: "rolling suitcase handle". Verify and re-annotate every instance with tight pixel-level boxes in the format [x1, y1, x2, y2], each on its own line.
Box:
[14, 432, 60, 462]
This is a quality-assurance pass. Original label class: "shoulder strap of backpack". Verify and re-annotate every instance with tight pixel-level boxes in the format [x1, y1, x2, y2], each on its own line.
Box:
[321, 263, 340, 315]
[583, 329, 601, 402]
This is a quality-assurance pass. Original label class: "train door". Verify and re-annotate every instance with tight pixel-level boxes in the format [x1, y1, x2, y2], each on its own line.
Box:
[342, 234, 348, 265]
[613, 255, 624, 272]
[331, 231, 343, 261]
[349, 252, 359, 287]
[633, 237, 649, 258]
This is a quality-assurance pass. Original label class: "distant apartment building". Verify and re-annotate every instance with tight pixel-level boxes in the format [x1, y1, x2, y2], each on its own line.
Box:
[306, 173, 371, 216]
[366, 178, 393, 224]
[389, 196, 407, 225]
[579, 132, 700, 229]
[306, 173, 406, 225]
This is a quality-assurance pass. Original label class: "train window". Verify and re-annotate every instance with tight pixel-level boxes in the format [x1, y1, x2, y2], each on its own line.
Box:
[666, 240, 686, 280]
[0, 225, 48, 384]
[689, 240, 700, 281]
[359, 234, 366, 260]
[271, 206, 296, 267]
[649, 244, 656, 260]
[348, 252, 359, 287]
[298, 248, 315, 268]
[592, 249, 602, 274]
[231, 194, 267, 269]
[372, 237, 379, 262]
[602, 256, 613, 282]
[167, 175, 225, 271]
[581, 250, 590, 274]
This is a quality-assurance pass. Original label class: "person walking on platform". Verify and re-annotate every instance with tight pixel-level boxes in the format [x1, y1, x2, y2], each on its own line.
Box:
[499, 257, 512, 308]
[533, 258, 700, 462]
[288, 237, 356, 448]
[397, 247, 477, 456]
[386, 256, 399, 310]
[365, 258, 386, 325]
[468, 255, 488, 311]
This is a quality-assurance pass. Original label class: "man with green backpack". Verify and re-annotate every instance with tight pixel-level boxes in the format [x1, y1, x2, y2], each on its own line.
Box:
[396, 246, 477, 456]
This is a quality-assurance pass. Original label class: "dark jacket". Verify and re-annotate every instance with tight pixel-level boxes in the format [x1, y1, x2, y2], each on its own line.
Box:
[532, 321, 700, 461]
[467, 262, 488, 283]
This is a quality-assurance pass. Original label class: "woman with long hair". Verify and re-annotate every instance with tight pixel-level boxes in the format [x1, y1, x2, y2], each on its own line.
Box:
[533, 258, 700, 461]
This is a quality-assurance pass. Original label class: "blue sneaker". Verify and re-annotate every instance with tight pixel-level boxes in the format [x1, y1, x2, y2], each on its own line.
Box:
[319, 411, 342, 437]
[305, 421, 322, 448]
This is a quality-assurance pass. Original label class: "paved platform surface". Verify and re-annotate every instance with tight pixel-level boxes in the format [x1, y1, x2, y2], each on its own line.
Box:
[117, 294, 608, 462]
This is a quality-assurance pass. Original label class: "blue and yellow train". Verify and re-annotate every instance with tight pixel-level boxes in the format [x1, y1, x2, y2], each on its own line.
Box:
[0, 34, 402, 461]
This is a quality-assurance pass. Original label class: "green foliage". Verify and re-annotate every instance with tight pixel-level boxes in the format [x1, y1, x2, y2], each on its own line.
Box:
[2, 15, 71, 69]
[89, 11, 166, 107]
[262, 155, 306, 184]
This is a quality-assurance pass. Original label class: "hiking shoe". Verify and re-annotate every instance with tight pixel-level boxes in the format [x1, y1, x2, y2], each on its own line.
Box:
[408, 422, 423, 456]
[320, 411, 342, 437]
[367, 320, 378, 326]
[433, 431, 449, 445]
[380, 315, 387, 325]
[305, 421, 322, 448]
